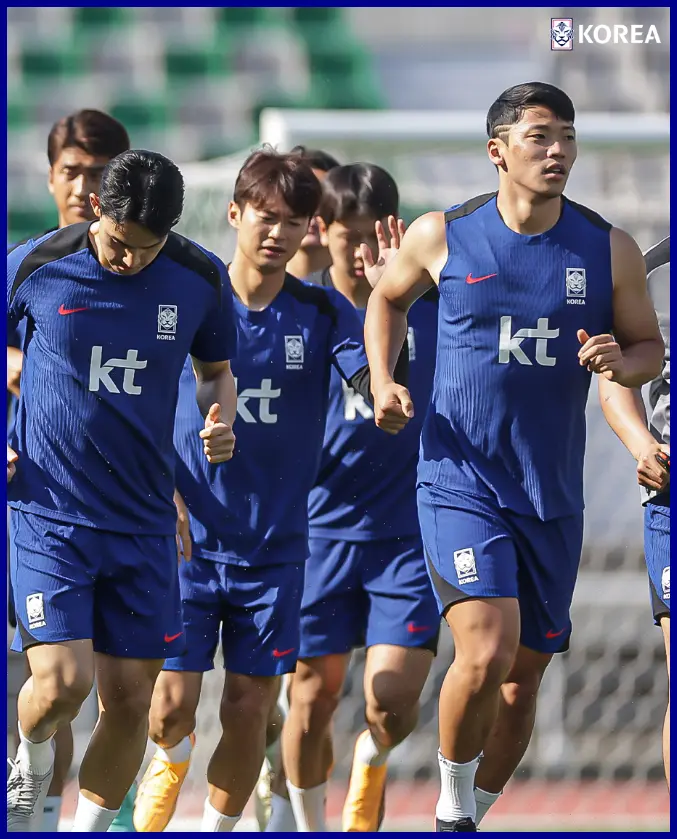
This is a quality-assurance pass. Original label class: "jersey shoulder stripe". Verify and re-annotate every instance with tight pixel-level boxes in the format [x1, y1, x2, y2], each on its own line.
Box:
[283, 272, 339, 325]
[644, 236, 670, 274]
[162, 231, 222, 296]
[562, 197, 612, 231]
[10, 224, 88, 301]
[444, 192, 496, 224]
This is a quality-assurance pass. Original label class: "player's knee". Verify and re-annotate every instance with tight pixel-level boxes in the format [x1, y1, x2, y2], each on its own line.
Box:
[221, 677, 277, 731]
[366, 695, 419, 745]
[103, 682, 154, 728]
[34, 670, 93, 720]
[149, 700, 196, 745]
[291, 676, 340, 732]
[501, 671, 543, 714]
[456, 645, 515, 695]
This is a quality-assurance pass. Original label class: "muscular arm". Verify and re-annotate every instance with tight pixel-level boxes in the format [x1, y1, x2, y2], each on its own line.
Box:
[364, 212, 446, 389]
[610, 227, 664, 388]
[598, 378, 652, 459]
[191, 358, 237, 426]
[7, 346, 23, 398]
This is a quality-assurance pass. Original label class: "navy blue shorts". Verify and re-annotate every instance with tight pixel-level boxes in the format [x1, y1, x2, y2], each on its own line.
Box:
[417, 485, 583, 655]
[299, 535, 440, 659]
[163, 555, 304, 677]
[9, 509, 183, 659]
[645, 494, 670, 624]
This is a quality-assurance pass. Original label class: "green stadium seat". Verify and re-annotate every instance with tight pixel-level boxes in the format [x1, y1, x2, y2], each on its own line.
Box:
[164, 45, 232, 83]
[306, 42, 370, 80]
[8, 205, 59, 242]
[290, 8, 344, 26]
[73, 7, 132, 30]
[308, 74, 385, 110]
[109, 98, 169, 132]
[215, 7, 284, 30]
[7, 99, 30, 130]
[20, 45, 86, 82]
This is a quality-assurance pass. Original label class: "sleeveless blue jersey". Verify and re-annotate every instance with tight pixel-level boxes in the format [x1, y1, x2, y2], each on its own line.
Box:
[419, 193, 613, 520]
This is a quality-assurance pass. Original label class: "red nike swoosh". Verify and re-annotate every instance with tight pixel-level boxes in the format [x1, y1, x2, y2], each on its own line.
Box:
[164, 632, 183, 643]
[407, 622, 431, 633]
[466, 273, 497, 284]
[272, 647, 295, 658]
[546, 628, 567, 639]
[58, 304, 89, 315]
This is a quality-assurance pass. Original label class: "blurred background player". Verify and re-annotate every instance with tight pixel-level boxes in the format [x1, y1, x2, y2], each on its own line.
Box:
[363, 81, 664, 831]
[133, 148, 410, 833]
[599, 235, 670, 789]
[275, 164, 439, 833]
[6, 107, 132, 833]
[286, 146, 340, 279]
[6, 150, 237, 832]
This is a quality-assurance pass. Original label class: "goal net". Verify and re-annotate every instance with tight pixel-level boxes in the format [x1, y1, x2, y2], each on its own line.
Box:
[176, 109, 670, 825]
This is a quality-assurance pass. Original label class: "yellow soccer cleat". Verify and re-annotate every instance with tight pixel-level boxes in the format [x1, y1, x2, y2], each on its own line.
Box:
[342, 730, 388, 832]
[133, 734, 196, 832]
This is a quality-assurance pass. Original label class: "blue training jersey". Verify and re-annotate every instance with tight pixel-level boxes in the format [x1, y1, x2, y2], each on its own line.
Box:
[173, 273, 368, 567]
[419, 193, 613, 520]
[7, 222, 237, 534]
[308, 269, 438, 540]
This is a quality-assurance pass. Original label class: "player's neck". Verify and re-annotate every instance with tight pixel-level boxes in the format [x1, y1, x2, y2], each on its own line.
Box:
[329, 267, 371, 310]
[496, 185, 563, 235]
[286, 248, 331, 279]
[229, 251, 286, 311]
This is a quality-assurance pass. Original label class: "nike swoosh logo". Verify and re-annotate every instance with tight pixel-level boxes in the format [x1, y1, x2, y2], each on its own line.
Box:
[58, 304, 89, 315]
[546, 628, 567, 639]
[272, 647, 295, 658]
[407, 622, 431, 634]
[466, 273, 497, 284]
[164, 632, 183, 643]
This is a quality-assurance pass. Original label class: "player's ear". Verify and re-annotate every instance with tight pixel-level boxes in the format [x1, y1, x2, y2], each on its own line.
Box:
[227, 201, 241, 230]
[487, 138, 507, 170]
[316, 216, 330, 247]
[89, 193, 102, 219]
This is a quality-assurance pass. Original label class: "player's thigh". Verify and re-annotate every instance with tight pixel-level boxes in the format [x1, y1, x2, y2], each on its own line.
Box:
[25, 638, 95, 705]
[221, 561, 305, 677]
[512, 512, 583, 655]
[94, 531, 184, 661]
[299, 538, 365, 659]
[164, 555, 224, 674]
[290, 653, 352, 711]
[362, 536, 440, 653]
[645, 496, 670, 626]
[9, 510, 97, 653]
[364, 643, 433, 711]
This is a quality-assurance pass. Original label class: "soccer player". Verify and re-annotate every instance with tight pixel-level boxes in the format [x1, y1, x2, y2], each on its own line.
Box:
[286, 146, 340, 279]
[363, 82, 664, 831]
[277, 164, 439, 833]
[599, 235, 670, 789]
[6, 107, 131, 833]
[6, 149, 237, 832]
[133, 148, 409, 834]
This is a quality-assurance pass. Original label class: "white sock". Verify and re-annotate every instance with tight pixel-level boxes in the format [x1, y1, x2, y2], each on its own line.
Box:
[17, 726, 55, 776]
[474, 787, 501, 825]
[286, 780, 328, 832]
[41, 796, 62, 832]
[71, 792, 120, 832]
[354, 730, 392, 768]
[436, 751, 480, 823]
[157, 735, 194, 764]
[200, 798, 240, 832]
[265, 792, 298, 832]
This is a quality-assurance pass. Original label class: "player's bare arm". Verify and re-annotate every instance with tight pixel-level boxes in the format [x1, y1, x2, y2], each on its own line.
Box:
[192, 358, 237, 463]
[599, 378, 670, 492]
[7, 443, 18, 483]
[173, 489, 192, 563]
[364, 211, 446, 432]
[7, 346, 23, 399]
[578, 228, 663, 388]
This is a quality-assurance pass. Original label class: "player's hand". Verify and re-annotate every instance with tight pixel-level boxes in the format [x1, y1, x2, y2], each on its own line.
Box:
[174, 489, 192, 564]
[7, 445, 18, 483]
[372, 381, 414, 435]
[199, 403, 235, 463]
[577, 329, 625, 381]
[361, 216, 406, 289]
[636, 442, 670, 492]
[7, 346, 23, 399]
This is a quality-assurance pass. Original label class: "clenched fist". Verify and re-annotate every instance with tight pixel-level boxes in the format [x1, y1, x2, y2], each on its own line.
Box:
[372, 382, 414, 435]
[199, 403, 235, 463]
[577, 329, 625, 381]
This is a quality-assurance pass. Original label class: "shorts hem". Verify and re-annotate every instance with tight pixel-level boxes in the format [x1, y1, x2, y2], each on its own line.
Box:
[8, 503, 175, 537]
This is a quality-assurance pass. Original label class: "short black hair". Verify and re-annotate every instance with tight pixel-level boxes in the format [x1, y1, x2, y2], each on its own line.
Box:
[486, 82, 575, 139]
[290, 145, 341, 173]
[98, 150, 184, 238]
[48, 109, 130, 166]
[318, 164, 399, 227]
[234, 145, 322, 219]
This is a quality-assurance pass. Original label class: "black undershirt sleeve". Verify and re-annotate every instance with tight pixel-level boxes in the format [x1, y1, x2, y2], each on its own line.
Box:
[346, 339, 409, 406]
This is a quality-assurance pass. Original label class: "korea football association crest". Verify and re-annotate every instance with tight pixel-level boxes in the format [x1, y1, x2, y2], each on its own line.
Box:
[453, 548, 479, 585]
[662, 566, 670, 600]
[566, 268, 586, 305]
[158, 304, 178, 340]
[285, 335, 304, 370]
[551, 18, 574, 50]
[26, 592, 46, 630]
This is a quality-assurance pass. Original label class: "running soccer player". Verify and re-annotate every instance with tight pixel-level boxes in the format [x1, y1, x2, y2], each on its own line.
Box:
[286, 146, 340, 280]
[277, 164, 439, 833]
[6, 149, 237, 833]
[599, 235, 670, 789]
[133, 148, 408, 833]
[6, 107, 131, 833]
[363, 82, 664, 831]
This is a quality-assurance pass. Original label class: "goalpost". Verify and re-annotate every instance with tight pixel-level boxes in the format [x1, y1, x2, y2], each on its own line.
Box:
[177, 110, 670, 812]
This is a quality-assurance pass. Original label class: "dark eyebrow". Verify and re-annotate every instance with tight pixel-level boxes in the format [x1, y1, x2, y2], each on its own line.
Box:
[528, 123, 576, 132]
[111, 235, 164, 250]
